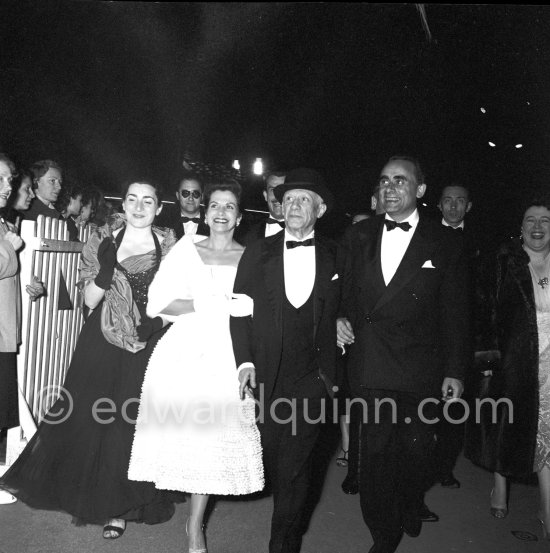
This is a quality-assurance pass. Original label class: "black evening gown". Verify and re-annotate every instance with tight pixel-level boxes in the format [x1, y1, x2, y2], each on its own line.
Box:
[0, 247, 175, 525]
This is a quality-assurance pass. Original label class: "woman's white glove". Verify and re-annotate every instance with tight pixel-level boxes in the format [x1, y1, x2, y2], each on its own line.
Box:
[228, 293, 254, 317]
[193, 293, 229, 315]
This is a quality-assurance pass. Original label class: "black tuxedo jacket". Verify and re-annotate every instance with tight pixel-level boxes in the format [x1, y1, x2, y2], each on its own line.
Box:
[237, 219, 285, 247]
[230, 232, 343, 399]
[341, 213, 470, 395]
[155, 204, 209, 240]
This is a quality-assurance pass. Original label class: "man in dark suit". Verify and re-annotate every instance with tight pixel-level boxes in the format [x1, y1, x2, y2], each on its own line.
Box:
[434, 183, 479, 489]
[155, 170, 209, 239]
[338, 156, 470, 553]
[237, 170, 286, 246]
[231, 168, 342, 553]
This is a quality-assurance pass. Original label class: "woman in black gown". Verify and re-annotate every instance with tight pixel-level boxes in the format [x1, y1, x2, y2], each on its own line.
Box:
[0, 179, 177, 538]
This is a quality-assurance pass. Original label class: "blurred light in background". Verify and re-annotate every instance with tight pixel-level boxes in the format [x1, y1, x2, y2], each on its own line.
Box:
[253, 157, 263, 175]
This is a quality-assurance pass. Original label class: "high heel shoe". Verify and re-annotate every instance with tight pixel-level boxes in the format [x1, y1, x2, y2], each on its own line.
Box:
[335, 449, 349, 467]
[186, 516, 208, 553]
[490, 488, 508, 519]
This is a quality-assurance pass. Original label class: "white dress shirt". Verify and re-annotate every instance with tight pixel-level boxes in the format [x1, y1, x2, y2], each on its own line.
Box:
[381, 210, 420, 285]
[283, 230, 316, 308]
[182, 220, 199, 236]
[265, 220, 284, 238]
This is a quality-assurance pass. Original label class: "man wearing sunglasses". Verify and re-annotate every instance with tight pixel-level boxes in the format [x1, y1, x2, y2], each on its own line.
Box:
[157, 170, 209, 240]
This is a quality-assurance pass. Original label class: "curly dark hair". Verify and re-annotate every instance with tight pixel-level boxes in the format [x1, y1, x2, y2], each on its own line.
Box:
[55, 182, 84, 215]
[203, 179, 242, 211]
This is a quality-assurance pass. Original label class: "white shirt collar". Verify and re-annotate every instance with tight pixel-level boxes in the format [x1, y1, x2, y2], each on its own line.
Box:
[442, 218, 465, 229]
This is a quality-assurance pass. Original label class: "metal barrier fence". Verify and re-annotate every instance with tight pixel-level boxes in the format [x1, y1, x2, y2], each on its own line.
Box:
[5, 216, 90, 465]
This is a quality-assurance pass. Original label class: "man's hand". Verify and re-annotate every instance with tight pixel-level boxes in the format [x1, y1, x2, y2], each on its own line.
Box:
[238, 365, 256, 400]
[4, 231, 23, 252]
[441, 377, 464, 402]
[336, 317, 355, 347]
[26, 275, 45, 301]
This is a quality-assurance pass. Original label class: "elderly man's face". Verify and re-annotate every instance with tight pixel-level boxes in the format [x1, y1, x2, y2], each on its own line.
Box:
[282, 188, 326, 237]
[263, 175, 285, 220]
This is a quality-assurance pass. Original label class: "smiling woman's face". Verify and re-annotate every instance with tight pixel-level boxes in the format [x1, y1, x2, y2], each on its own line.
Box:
[205, 190, 240, 232]
[522, 205, 550, 254]
[122, 182, 162, 229]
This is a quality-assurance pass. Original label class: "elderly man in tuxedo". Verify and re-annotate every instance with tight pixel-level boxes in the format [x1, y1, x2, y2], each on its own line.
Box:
[338, 156, 470, 553]
[231, 168, 342, 553]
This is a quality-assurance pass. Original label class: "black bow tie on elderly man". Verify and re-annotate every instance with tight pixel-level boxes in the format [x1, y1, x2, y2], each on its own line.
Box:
[267, 218, 285, 228]
[286, 238, 315, 249]
[384, 219, 412, 232]
[181, 216, 201, 224]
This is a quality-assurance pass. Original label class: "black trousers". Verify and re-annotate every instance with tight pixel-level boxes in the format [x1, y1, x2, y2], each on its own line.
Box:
[435, 400, 465, 480]
[259, 372, 327, 553]
[0, 352, 18, 430]
[354, 388, 437, 538]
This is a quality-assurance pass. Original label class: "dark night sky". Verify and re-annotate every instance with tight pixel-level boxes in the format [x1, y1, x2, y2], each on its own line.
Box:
[1, 2, 550, 234]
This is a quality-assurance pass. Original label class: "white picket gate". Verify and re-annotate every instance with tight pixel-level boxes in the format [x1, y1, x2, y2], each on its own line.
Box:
[5, 215, 90, 465]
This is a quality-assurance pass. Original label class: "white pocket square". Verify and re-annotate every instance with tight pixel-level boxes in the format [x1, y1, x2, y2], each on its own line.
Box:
[422, 260, 435, 268]
[331, 274, 339, 281]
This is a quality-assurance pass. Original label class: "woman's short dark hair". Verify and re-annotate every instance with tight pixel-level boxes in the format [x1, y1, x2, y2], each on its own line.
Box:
[55, 182, 84, 214]
[522, 195, 550, 218]
[120, 178, 164, 204]
[203, 179, 242, 211]
[29, 159, 62, 189]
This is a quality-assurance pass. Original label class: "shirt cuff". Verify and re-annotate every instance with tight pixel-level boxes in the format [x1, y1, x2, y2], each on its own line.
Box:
[237, 362, 255, 373]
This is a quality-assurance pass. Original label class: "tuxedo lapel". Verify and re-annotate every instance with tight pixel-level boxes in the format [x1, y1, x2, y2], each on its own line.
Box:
[197, 220, 210, 236]
[262, 233, 285, 331]
[373, 216, 437, 312]
[313, 237, 334, 338]
[358, 218, 386, 306]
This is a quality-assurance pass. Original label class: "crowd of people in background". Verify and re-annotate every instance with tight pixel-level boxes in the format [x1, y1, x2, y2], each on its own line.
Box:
[1, 151, 550, 553]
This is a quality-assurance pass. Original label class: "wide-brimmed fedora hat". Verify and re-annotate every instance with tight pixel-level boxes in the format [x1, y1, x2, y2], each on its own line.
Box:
[273, 168, 334, 213]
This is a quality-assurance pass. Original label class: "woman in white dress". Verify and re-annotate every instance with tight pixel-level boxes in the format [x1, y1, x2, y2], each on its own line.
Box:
[128, 179, 264, 553]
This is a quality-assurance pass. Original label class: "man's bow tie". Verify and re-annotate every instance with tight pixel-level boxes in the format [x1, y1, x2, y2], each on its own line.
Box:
[384, 219, 412, 232]
[286, 238, 315, 249]
[452, 226, 463, 231]
[181, 216, 201, 224]
[267, 218, 285, 228]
